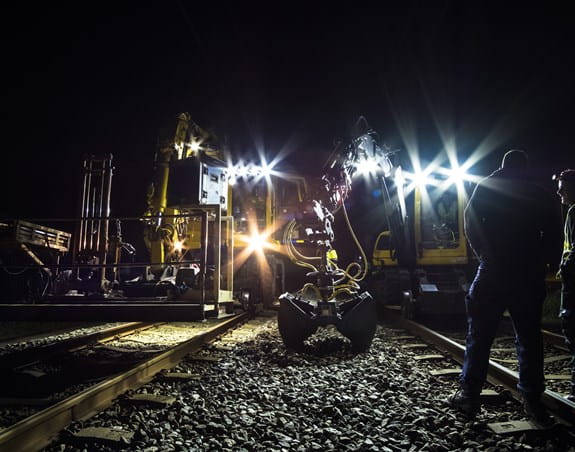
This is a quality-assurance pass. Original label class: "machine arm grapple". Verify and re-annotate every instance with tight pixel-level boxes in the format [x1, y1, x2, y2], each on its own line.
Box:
[278, 121, 404, 352]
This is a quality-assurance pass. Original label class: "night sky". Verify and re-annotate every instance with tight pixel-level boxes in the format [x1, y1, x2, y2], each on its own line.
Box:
[4, 2, 574, 227]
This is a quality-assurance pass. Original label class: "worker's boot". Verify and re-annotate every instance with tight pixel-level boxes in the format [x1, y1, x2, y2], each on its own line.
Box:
[568, 374, 575, 403]
[522, 394, 555, 429]
[447, 389, 480, 418]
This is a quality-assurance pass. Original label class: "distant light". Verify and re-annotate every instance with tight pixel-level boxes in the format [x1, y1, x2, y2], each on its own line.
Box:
[240, 289, 251, 303]
[226, 159, 276, 181]
[245, 231, 268, 253]
[173, 240, 184, 252]
[355, 157, 379, 176]
[405, 168, 438, 187]
[189, 139, 202, 153]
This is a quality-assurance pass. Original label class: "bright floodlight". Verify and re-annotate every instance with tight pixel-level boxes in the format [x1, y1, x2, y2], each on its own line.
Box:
[437, 163, 479, 187]
[173, 240, 184, 253]
[226, 158, 276, 182]
[408, 168, 438, 187]
[244, 230, 269, 254]
[259, 161, 273, 177]
[237, 165, 249, 177]
[355, 157, 379, 176]
[445, 165, 467, 185]
[189, 138, 202, 154]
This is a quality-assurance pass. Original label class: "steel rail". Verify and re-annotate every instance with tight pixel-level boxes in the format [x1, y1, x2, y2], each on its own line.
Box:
[543, 328, 570, 349]
[383, 307, 575, 426]
[0, 322, 154, 370]
[0, 312, 249, 452]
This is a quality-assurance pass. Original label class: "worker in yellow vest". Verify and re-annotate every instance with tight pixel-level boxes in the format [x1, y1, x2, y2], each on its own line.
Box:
[554, 169, 575, 402]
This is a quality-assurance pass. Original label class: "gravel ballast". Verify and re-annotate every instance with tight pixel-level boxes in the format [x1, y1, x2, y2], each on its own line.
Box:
[40, 313, 575, 451]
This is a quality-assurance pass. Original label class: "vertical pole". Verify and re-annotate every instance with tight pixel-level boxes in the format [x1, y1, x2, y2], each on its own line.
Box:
[200, 210, 208, 318]
[89, 186, 97, 250]
[83, 158, 93, 251]
[85, 159, 94, 251]
[99, 155, 113, 289]
[74, 156, 90, 278]
[95, 159, 106, 252]
[214, 204, 221, 311]
[225, 216, 234, 294]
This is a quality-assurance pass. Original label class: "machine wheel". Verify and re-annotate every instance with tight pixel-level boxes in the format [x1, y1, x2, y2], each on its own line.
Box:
[401, 290, 416, 320]
[382, 271, 401, 306]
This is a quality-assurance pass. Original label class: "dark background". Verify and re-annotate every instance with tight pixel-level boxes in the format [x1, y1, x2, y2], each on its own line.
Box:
[3, 2, 573, 250]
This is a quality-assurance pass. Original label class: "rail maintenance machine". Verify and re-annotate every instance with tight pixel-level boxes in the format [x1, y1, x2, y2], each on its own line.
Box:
[0, 114, 472, 352]
[368, 159, 475, 323]
[275, 124, 415, 352]
[0, 113, 304, 321]
[275, 119, 475, 351]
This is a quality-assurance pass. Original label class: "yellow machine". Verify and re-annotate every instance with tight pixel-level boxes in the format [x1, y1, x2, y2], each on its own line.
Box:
[0, 113, 309, 320]
[0, 113, 472, 327]
[370, 176, 474, 319]
[229, 171, 308, 308]
[132, 113, 234, 311]
[129, 112, 309, 313]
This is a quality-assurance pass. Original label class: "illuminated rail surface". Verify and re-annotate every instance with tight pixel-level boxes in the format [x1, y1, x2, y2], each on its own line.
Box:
[0, 322, 153, 369]
[384, 308, 575, 426]
[0, 313, 250, 452]
[0, 310, 573, 451]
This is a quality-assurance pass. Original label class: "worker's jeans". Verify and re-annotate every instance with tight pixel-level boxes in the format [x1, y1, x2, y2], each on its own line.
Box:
[460, 267, 546, 397]
[560, 287, 575, 390]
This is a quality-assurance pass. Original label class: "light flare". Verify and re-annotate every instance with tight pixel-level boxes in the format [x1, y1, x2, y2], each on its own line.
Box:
[173, 240, 184, 253]
[354, 157, 380, 176]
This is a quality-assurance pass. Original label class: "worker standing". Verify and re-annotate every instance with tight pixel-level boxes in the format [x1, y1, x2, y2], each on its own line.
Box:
[448, 150, 556, 427]
[554, 169, 575, 402]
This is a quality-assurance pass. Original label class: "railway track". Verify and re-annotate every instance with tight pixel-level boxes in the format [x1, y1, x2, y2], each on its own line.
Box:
[0, 322, 152, 371]
[1, 308, 573, 451]
[0, 312, 250, 452]
[0, 322, 109, 344]
[0, 321, 168, 422]
[384, 307, 575, 427]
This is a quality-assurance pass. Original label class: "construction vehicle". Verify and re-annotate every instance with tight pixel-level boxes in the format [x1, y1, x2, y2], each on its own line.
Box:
[276, 116, 479, 350]
[0, 113, 473, 337]
[0, 113, 302, 320]
[276, 120, 407, 352]
[369, 174, 475, 321]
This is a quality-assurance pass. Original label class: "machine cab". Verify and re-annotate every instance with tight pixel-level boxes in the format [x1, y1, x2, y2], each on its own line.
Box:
[372, 182, 469, 268]
[413, 184, 468, 265]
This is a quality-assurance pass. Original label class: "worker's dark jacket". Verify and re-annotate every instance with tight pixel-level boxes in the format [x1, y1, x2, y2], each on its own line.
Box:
[464, 167, 555, 280]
